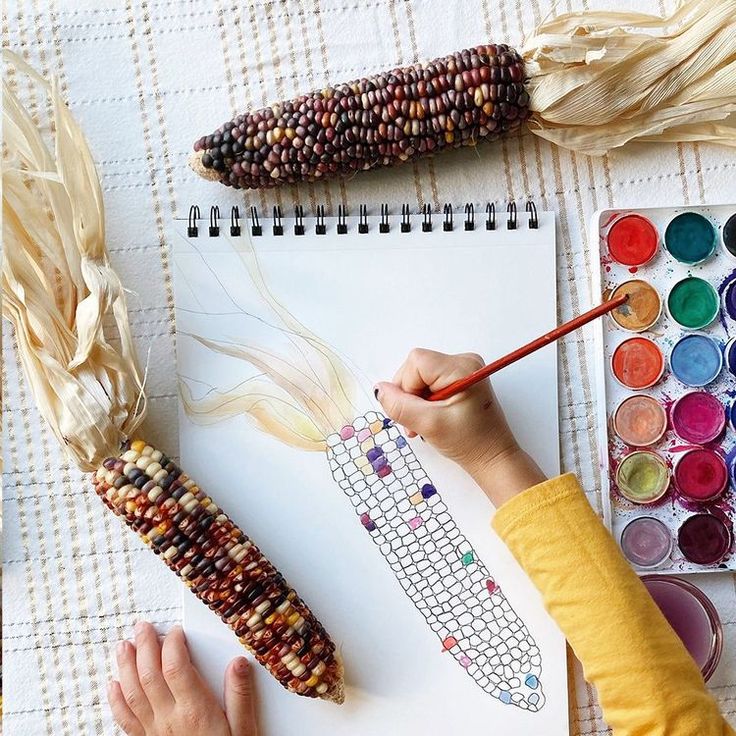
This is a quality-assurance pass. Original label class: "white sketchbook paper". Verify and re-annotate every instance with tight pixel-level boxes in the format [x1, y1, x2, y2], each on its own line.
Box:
[173, 206, 566, 735]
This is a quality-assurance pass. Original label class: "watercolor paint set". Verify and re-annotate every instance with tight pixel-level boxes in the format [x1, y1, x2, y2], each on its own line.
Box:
[593, 204, 736, 575]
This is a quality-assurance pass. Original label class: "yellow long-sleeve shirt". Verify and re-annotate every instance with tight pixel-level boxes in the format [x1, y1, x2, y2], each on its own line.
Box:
[492, 473, 733, 736]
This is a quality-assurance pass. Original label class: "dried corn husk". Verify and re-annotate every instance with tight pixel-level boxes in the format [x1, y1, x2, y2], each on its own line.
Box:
[2, 51, 146, 471]
[524, 0, 736, 154]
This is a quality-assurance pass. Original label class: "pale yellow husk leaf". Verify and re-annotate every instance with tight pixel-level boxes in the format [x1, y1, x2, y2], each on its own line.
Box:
[2, 51, 146, 471]
[524, 0, 736, 155]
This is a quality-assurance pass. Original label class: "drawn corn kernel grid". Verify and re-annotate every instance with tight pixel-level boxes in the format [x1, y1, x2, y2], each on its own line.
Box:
[177, 229, 545, 711]
[326, 412, 544, 711]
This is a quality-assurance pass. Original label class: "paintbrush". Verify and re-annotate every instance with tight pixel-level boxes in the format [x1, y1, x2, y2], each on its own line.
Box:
[425, 293, 628, 402]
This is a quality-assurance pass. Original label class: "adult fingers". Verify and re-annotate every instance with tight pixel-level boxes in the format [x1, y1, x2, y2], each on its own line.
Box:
[107, 680, 144, 736]
[161, 626, 208, 702]
[134, 622, 174, 709]
[224, 658, 258, 736]
[116, 640, 154, 726]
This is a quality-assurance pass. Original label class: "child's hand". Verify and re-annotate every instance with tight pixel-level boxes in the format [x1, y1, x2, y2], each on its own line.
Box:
[108, 623, 257, 736]
[375, 349, 545, 505]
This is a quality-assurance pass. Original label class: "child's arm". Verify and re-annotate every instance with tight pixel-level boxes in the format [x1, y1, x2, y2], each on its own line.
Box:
[376, 348, 733, 736]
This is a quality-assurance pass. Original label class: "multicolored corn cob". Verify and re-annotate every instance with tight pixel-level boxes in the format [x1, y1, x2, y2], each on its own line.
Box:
[93, 439, 344, 703]
[326, 412, 544, 711]
[191, 45, 528, 189]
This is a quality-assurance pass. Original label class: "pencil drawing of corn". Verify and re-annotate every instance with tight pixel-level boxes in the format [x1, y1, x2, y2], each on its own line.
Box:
[179, 231, 545, 711]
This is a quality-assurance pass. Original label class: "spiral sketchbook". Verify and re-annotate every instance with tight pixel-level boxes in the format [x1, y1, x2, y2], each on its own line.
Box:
[172, 202, 567, 735]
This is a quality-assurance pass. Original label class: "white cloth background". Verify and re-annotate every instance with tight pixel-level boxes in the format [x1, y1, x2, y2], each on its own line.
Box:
[2, 1, 736, 734]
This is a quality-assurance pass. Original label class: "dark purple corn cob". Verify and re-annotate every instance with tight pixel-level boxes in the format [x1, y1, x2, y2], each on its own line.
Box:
[191, 45, 529, 189]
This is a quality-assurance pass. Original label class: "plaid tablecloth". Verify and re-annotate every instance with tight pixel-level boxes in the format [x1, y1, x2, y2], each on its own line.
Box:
[3, 0, 736, 734]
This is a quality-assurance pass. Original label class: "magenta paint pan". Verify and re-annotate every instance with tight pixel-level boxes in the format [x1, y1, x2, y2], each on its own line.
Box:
[670, 391, 725, 444]
[620, 516, 672, 568]
[678, 513, 732, 565]
[642, 576, 722, 681]
[673, 448, 729, 503]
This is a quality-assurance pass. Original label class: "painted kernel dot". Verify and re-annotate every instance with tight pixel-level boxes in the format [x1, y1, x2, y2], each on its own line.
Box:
[377, 465, 392, 478]
[383, 417, 392, 427]
[370, 420, 383, 434]
[408, 515, 424, 530]
[459, 655, 472, 668]
[356, 428, 371, 441]
[372, 455, 388, 470]
[421, 483, 437, 499]
[442, 636, 458, 650]
[525, 674, 539, 689]
[340, 425, 355, 440]
[486, 579, 497, 595]
[528, 693, 540, 706]
[499, 691, 512, 704]
[364, 520, 377, 532]
[396, 436, 407, 448]
[360, 513, 371, 525]
[366, 447, 384, 462]
[360, 439, 375, 453]
[409, 492, 423, 505]
[461, 551, 475, 566]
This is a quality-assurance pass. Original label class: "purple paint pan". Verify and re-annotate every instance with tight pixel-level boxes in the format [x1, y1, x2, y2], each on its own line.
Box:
[642, 576, 722, 681]
[724, 278, 736, 320]
[678, 513, 732, 565]
[670, 391, 726, 445]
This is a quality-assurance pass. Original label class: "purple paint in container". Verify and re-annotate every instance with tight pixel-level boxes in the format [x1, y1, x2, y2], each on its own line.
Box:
[724, 278, 736, 320]
[642, 576, 722, 681]
[725, 336, 736, 376]
[620, 516, 672, 568]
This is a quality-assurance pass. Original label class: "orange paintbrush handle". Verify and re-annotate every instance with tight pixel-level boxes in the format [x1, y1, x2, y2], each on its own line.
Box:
[425, 293, 628, 402]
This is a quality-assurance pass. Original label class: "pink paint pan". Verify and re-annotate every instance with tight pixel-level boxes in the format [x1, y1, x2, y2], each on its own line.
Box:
[670, 391, 726, 445]
[673, 448, 729, 504]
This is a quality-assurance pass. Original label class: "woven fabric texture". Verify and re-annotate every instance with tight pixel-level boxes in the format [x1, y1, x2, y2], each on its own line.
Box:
[3, 0, 735, 734]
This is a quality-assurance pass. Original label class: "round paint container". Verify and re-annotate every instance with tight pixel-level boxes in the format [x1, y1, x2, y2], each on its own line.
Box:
[669, 333, 723, 387]
[666, 277, 719, 330]
[723, 279, 736, 321]
[607, 214, 659, 267]
[670, 391, 725, 444]
[620, 516, 672, 568]
[664, 212, 717, 265]
[615, 450, 670, 504]
[613, 395, 667, 447]
[609, 279, 661, 332]
[673, 448, 729, 503]
[678, 513, 732, 565]
[611, 337, 665, 390]
[642, 576, 723, 681]
[730, 399, 736, 433]
[722, 212, 736, 258]
[725, 336, 736, 376]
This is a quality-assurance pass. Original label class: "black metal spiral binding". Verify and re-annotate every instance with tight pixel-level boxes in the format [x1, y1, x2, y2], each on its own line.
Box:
[380, 204, 390, 233]
[507, 201, 517, 230]
[294, 205, 305, 235]
[486, 202, 496, 231]
[193, 201, 538, 237]
[248, 206, 260, 236]
[422, 204, 432, 232]
[187, 205, 200, 237]
[401, 204, 411, 233]
[358, 204, 369, 234]
[230, 206, 242, 236]
[272, 205, 283, 236]
[315, 204, 326, 235]
[209, 206, 220, 237]
[337, 204, 348, 234]
[443, 204, 453, 232]
[464, 203, 474, 231]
